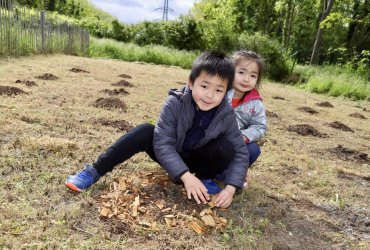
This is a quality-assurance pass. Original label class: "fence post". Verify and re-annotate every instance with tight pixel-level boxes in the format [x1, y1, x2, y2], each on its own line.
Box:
[40, 11, 45, 52]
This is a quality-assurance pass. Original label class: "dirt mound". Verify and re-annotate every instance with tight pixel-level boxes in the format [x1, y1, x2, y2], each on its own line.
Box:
[95, 118, 134, 131]
[98, 171, 227, 234]
[272, 96, 286, 100]
[297, 107, 319, 114]
[93, 98, 127, 111]
[69, 67, 90, 73]
[287, 124, 326, 137]
[0, 85, 28, 96]
[328, 121, 354, 132]
[15, 79, 37, 87]
[36, 73, 58, 80]
[118, 74, 132, 79]
[349, 113, 366, 119]
[101, 88, 129, 96]
[266, 110, 279, 118]
[330, 145, 369, 164]
[316, 101, 334, 108]
[112, 80, 134, 87]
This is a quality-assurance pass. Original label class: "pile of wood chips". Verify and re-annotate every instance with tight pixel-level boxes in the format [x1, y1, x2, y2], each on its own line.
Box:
[98, 171, 228, 234]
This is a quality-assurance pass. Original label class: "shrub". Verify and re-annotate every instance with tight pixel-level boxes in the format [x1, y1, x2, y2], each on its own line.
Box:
[237, 33, 290, 81]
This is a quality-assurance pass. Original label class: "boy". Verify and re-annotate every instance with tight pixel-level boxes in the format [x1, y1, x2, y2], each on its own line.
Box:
[65, 51, 249, 208]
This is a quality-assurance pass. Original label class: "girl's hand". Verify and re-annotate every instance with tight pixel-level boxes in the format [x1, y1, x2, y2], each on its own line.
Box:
[181, 172, 210, 204]
[215, 185, 236, 208]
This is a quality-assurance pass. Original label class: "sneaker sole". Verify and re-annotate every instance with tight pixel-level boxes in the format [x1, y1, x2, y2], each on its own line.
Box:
[65, 182, 82, 192]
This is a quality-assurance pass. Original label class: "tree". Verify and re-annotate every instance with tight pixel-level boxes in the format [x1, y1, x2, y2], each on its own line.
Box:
[310, 0, 335, 65]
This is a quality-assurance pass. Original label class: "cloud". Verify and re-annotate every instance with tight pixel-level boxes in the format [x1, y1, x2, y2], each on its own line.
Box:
[90, 0, 195, 24]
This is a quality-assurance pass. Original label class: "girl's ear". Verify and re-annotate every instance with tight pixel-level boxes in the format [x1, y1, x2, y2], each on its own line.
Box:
[187, 79, 193, 90]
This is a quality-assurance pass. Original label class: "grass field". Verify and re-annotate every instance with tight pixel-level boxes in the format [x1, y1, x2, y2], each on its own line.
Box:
[0, 55, 369, 249]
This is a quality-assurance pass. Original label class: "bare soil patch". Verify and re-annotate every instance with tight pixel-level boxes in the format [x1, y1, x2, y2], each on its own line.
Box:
[176, 81, 187, 85]
[95, 118, 134, 131]
[101, 88, 129, 96]
[329, 145, 369, 164]
[272, 96, 286, 100]
[266, 110, 279, 118]
[287, 124, 326, 137]
[112, 79, 134, 87]
[281, 73, 301, 84]
[118, 73, 132, 79]
[15, 79, 37, 87]
[69, 67, 90, 73]
[316, 101, 334, 108]
[337, 170, 370, 187]
[0, 85, 28, 95]
[36, 73, 59, 80]
[297, 106, 319, 114]
[328, 121, 354, 132]
[93, 97, 127, 111]
[349, 113, 366, 119]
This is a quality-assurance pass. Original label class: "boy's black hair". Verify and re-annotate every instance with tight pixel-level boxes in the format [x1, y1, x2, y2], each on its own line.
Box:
[189, 51, 235, 91]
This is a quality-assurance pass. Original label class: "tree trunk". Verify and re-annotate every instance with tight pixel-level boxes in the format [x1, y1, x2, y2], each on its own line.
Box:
[310, 0, 334, 65]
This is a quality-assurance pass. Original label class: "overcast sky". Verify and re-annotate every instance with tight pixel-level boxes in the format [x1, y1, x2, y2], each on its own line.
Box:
[90, 0, 196, 24]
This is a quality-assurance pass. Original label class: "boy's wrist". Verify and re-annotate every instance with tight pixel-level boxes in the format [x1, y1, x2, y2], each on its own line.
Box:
[224, 185, 236, 195]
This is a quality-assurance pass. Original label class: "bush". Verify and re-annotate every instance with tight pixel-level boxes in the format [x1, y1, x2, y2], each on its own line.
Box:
[237, 33, 290, 81]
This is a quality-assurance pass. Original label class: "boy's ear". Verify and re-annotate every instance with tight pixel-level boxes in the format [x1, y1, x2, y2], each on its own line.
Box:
[187, 79, 193, 90]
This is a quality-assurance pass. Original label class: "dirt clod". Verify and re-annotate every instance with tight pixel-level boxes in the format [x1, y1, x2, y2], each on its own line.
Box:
[101, 88, 129, 96]
[15, 79, 37, 87]
[0, 85, 28, 96]
[266, 110, 279, 118]
[328, 121, 354, 132]
[36, 73, 58, 80]
[70, 67, 90, 73]
[316, 101, 334, 108]
[287, 124, 326, 137]
[112, 80, 134, 87]
[272, 96, 286, 100]
[349, 113, 366, 119]
[297, 107, 319, 114]
[93, 98, 127, 111]
[95, 118, 133, 131]
[118, 74, 132, 79]
[330, 145, 369, 164]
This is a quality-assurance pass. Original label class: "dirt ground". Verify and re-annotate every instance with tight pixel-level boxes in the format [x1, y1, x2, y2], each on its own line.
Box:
[0, 55, 369, 249]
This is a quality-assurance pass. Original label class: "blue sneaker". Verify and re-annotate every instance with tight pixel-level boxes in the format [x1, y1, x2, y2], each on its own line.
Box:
[65, 165, 100, 192]
[201, 179, 222, 195]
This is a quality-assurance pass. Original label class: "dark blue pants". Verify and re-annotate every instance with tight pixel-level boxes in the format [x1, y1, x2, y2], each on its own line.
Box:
[246, 142, 261, 167]
[92, 123, 235, 179]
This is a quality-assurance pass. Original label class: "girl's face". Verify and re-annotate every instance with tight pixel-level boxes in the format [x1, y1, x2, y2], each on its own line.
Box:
[233, 59, 259, 99]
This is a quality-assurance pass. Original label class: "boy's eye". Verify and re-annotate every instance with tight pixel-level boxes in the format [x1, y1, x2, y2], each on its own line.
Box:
[201, 85, 207, 89]
[217, 89, 224, 93]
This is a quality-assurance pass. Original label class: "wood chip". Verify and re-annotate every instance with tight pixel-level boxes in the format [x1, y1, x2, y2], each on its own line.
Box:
[132, 196, 140, 217]
[100, 207, 110, 217]
[201, 214, 216, 227]
[188, 220, 204, 234]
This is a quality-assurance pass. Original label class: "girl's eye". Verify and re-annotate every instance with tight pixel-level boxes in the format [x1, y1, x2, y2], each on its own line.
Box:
[217, 89, 224, 93]
[251, 74, 258, 78]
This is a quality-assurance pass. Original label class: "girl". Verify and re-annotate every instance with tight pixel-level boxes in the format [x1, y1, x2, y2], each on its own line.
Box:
[228, 50, 267, 188]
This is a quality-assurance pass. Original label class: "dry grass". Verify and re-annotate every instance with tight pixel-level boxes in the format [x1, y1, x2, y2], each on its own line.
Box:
[0, 55, 369, 249]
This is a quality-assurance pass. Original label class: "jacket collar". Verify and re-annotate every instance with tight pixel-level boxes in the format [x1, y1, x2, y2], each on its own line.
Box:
[227, 88, 262, 105]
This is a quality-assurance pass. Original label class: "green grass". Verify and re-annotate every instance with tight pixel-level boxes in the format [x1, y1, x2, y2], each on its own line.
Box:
[294, 65, 370, 101]
[89, 37, 198, 69]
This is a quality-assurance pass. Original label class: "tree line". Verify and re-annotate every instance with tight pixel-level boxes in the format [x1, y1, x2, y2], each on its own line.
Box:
[13, 0, 370, 80]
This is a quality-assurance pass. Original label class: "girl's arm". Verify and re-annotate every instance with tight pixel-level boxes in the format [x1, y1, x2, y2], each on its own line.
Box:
[240, 100, 267, 142]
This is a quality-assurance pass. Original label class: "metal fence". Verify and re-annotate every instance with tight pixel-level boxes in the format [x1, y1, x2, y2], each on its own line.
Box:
[0, 0, 89, 57]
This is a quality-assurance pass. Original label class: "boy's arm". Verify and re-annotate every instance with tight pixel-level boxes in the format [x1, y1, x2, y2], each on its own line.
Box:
[240, 100, 267, 142]
[222, 114, 250, 189]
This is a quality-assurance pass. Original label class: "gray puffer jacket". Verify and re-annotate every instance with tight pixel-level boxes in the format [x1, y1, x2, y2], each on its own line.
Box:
[153, 87, 249, 189]
[227, 88, 267, 142]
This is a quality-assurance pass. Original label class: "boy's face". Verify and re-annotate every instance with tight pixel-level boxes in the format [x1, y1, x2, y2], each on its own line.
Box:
[188, 71, 228, 111]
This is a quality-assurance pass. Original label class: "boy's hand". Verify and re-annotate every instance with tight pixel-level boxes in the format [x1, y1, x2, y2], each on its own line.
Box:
[215, 185, 236, 208]
[181, 172, 210, 204]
